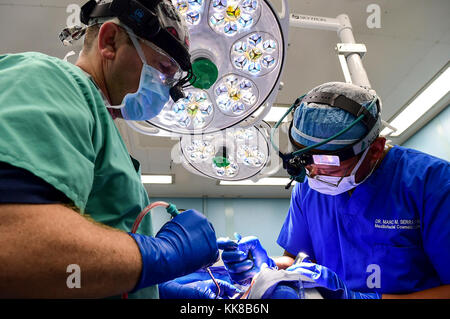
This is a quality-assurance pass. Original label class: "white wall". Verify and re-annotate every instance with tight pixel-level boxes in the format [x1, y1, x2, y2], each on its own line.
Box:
[402, 105, 450, 161]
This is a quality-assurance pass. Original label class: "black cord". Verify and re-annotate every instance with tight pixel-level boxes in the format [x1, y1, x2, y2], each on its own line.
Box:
[176, 69, 193, 88]
[182, 74, 196, 88]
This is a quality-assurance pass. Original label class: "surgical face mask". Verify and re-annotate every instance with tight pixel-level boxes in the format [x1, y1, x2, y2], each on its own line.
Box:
[112, 31, 171, 121]
[307, 147, 373, 195]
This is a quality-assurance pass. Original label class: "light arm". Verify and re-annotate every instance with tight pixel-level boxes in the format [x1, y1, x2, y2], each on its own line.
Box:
[289, 12, 371, 88]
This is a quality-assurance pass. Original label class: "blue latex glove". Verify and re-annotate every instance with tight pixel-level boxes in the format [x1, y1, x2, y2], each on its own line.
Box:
[129, 209, 219, 292]
[172, 267, 233, 285]
[287, 262, 381, 299]
[217, 234, 276, 285]
[159, 279, 241, 299]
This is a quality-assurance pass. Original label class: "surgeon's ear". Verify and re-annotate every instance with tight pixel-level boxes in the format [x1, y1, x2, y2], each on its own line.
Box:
[355, 137, 386, 183]
[369, 137, 386, 161]
[97, 22, 122, 60]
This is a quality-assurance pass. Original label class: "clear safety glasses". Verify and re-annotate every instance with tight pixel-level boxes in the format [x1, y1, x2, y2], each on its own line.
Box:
[100, 18, 186, 88]
[305, 167, 351, 188]
[304, 146, 368, 187]
[138, 38, 185, 87]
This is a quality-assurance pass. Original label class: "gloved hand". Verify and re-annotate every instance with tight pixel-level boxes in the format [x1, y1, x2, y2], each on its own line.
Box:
[287, 262, 381, 299]
[168, 267, 234, 285]
[159, 279, 241, 299]
[266, 283, 301, 299]
[129, 209, 219, 292]
[217, 234, 276, 286]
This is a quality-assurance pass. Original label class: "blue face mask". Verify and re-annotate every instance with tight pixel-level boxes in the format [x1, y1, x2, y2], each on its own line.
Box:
[118, 31, 171, 121]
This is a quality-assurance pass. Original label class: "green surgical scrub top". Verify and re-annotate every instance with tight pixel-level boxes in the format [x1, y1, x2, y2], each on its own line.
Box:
[0, 52, 157, 299]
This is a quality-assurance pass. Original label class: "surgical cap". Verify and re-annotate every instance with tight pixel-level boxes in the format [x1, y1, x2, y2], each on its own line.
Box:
[290, 82, 380, 151]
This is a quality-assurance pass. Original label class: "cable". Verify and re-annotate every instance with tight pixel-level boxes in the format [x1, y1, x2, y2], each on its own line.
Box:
[177, 69, 194, 87]
[205, 267, 221, 299]
[130, 201, 170, 233]
[122, 201, 171, 299]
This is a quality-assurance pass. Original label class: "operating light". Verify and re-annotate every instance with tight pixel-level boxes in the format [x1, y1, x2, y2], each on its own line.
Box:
[179, 122, 272, 181]
[209, 0, 261, 36]
[158, 88, 214, 130]
[214, 74, 259, 116]
[237, 144, 266, 167]
[219, 177, 294, 186]
[381, 65, 450, 137]
[185, 139, 216, 162]
[134, 0, 287, 135]
[141, 175, 173, 184]
[233, 127, 257, 140]
[214, 157, 240, 177]
[232, 32, 279, 76]
[174, 0, 206, 26]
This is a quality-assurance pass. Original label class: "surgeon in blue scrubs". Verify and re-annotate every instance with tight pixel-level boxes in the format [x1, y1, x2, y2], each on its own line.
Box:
[218, 82, 450, 299]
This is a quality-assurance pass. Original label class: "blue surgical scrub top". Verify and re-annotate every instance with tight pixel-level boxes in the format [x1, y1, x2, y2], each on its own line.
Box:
[277, 146, 450, 295]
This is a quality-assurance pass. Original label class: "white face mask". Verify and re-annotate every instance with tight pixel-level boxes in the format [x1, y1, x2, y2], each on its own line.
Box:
[307, 147, 373, 195]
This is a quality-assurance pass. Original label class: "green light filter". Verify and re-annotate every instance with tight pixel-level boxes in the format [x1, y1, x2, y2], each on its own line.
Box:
[190, 58, 219, 90]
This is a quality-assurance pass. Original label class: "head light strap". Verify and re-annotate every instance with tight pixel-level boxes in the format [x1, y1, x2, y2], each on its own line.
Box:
[302, 92, 380, 131]
[80, 0, 191, 71]
[81, 0, 160, 36]
[288, 115, 382, 162]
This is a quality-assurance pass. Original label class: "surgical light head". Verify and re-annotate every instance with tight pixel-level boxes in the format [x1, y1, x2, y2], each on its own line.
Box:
[271, 82, 382, 189]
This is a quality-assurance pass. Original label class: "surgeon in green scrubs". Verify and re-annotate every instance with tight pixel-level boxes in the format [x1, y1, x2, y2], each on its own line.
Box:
[0, 0, 218, 298]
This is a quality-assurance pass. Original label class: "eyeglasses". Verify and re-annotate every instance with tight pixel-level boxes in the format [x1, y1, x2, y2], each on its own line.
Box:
[305, 161, 354, 188]
[99, 18, 185, 88]
[84, 17, 187, 88]
[139, 38, 185, 87]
